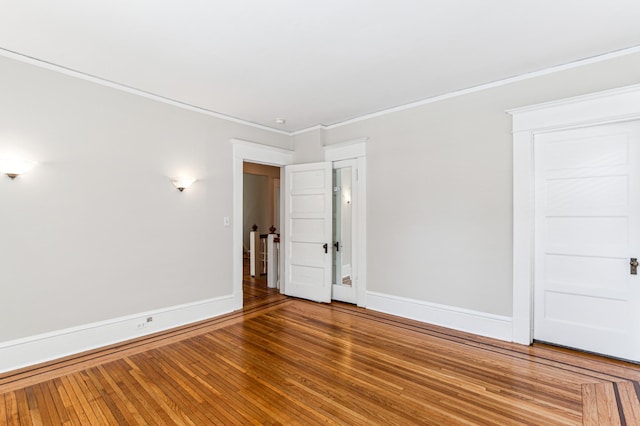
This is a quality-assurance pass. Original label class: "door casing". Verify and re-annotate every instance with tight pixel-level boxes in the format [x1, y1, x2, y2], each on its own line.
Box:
[325, 139, 367, 307]
[509, 84, 640, 345]
[232, 139, 293, 310]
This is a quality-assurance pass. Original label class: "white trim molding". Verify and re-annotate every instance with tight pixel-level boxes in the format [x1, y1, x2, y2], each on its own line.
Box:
[231, 138, 294, 159]
[300, 46, 640, 134]
[232, 139, 294, 310]
[0, 48, 290, 136]
[508, 84, 640, 345]
[508, 83, 640, 132]
[5, 44, 640, 136]
[0, 295, 234, 374]
[291, 124, 328, 136]
[367, 292, 513, 342]
[324, 137, 368, 161]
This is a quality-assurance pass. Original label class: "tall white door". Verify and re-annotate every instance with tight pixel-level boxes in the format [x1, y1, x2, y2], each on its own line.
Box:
[284, 162, 333, 302]
[534, 121, 640, 361]
[332, 160, 357, 304]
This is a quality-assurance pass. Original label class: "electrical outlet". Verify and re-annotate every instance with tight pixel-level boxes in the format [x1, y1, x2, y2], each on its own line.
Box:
[136, 316, 153, 329]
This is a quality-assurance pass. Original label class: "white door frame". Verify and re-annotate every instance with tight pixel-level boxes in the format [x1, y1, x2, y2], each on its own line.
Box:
[324, 138, 367, 307]
[508, 84, 640, 345]
[232, 139, 294, 310]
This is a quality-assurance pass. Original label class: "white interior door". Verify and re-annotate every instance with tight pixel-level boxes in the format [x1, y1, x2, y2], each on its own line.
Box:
[534, 121, 640, 361]
[284, 162, 332, 302]
[332, 160, 357, 304]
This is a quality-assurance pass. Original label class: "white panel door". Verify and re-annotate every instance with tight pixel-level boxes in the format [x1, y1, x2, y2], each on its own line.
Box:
[284, 162, 332, 302]
[534, 121, 640, 361]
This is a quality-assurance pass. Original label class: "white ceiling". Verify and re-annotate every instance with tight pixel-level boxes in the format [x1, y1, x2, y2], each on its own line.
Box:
[1, 1, 640, 133]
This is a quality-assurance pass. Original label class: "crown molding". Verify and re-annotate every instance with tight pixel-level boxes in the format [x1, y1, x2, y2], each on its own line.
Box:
[325, 44, 640, 130]
[3, 44, 640, 136]
[0, 47, 291, 136]
[290, 124, 329, 136]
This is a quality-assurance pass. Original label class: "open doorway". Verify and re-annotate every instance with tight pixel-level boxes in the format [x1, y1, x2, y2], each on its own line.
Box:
[231, 138, 366, 310]
[232, 140, 293, 311]
[281, 145, 367, 305]
[242, 161, 282, 307]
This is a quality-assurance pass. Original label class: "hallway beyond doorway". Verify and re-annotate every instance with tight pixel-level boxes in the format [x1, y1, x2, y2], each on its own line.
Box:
[243, 257, 283, 309]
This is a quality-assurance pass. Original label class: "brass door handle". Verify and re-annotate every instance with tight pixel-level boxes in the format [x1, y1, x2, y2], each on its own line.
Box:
[631, 258, 638, 275]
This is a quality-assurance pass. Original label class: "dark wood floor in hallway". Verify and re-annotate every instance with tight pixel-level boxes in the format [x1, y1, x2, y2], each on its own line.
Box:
[2, 292, 640, 424]
[242, 270, 283, 309]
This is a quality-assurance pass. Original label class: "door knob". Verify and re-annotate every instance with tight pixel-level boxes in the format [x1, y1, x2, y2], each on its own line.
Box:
[323, 243, 328, 254]
[334, 241, 340, 252]
[631, 258, 638, 275]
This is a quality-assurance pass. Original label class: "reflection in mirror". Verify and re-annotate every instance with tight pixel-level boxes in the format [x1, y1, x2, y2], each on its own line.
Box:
[333, 167, 353, 286]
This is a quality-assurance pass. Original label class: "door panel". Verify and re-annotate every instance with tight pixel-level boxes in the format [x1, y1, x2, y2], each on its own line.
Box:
[284, 163, 332, 302]
[544, 255, 627, 290]
[291, 194, 327, 215]
[534, 121, 640, 361]
[291, 219, 325, 241]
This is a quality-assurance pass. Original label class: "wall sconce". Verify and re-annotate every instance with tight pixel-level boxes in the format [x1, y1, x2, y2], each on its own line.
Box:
[172, 177, 196, 192]
[0, 158, 36, 179]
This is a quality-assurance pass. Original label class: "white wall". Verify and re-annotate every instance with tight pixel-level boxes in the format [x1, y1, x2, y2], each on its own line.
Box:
[293, 128, 326, 163]
[0, 55, 290, 342]
[243, 173, 270, 247]
[325, 51, 640, 317]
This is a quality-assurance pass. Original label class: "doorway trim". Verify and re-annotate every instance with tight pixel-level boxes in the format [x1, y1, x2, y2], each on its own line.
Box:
[232, 139, 294, 310]
[508, 84, 640, 345]
[324, 137, 367, 307]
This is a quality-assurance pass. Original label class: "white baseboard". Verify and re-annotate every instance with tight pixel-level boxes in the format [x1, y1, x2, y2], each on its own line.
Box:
[366, 291, 513, 342]
[0, 295, 235, 374]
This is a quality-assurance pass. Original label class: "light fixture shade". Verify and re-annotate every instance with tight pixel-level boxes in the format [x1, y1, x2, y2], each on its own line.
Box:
[0, 158, 36, 178]
[172, 177, 196, 191]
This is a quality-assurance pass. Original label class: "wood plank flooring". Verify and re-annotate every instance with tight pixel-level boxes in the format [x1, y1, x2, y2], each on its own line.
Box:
[242, 272, 283, 310]
[2, 295, 640, 425]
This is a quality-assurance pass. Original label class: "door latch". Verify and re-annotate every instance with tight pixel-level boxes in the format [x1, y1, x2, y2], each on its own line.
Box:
[334, 241, 340, 252]
[323, 243, 328, 254]
[631, 258, 638, 275]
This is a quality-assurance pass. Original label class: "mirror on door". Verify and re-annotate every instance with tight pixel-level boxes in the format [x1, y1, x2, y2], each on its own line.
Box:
[333, 166, 353, 288]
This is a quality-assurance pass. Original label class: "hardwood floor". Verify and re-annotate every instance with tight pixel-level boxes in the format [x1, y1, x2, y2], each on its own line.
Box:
[2, 295, 640, 424]
[242, 270, 283, 309]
